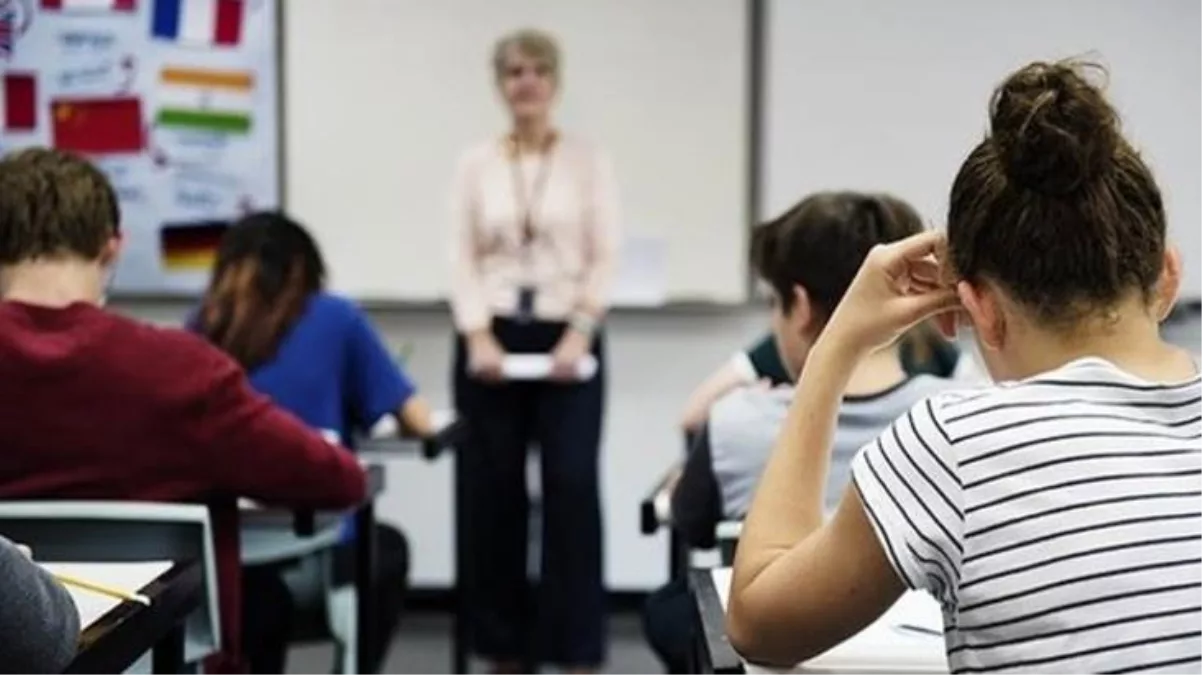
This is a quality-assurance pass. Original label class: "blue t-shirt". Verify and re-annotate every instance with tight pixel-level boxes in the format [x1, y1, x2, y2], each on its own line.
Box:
[191, 292, 414, 543]
[244, 292, 415, 447]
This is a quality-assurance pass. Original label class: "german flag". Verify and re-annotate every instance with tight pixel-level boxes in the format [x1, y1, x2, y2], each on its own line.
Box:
[159, 220, 227, 271]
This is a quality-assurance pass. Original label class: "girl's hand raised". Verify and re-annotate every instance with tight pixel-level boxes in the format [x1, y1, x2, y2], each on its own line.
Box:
[822, 231, 961, 357]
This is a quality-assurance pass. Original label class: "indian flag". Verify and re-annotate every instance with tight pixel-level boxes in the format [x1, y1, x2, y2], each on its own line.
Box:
[156, 66, 253, 135]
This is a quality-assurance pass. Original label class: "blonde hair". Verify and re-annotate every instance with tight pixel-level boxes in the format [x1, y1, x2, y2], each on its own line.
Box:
[492, 28, 560, 84]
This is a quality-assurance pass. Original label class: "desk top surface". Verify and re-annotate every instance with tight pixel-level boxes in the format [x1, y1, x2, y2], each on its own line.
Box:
[710, 567, 948, 674]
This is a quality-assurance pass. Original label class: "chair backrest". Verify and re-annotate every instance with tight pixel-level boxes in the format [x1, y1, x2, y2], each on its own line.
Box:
[0, 501, 221, 663]
[715, 520, 743, 566]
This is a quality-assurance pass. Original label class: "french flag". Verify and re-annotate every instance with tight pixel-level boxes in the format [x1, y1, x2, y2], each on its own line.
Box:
[41, 0, 136, 10]
[152, 0, 242, 48]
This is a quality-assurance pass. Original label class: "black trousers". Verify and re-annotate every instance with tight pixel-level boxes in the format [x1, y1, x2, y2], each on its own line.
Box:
[454, 318, 607, 667]
[242, 523, 410, 674]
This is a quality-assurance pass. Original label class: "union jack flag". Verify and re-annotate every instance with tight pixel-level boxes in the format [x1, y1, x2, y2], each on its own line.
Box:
[0, 8, 14, 58]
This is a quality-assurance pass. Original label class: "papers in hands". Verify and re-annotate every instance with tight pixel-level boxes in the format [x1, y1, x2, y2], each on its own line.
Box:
[502, 354, 598, 381]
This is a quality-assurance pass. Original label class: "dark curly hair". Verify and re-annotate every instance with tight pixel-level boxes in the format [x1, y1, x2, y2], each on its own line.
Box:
[947, 59, 1165, 326]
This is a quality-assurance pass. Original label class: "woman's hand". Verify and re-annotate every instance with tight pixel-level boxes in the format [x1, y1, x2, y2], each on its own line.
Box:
[467, 330, 506, 382]
[822, 231, 960, 358]
[550, 328, 591, 382]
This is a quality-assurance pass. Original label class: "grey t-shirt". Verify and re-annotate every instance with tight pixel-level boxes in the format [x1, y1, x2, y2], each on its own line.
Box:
[0, 536, 80, 672]
[710, 375, 948, 518]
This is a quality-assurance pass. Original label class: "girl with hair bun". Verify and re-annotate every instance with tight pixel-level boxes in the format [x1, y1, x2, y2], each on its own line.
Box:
[727, 60, 1199, 674]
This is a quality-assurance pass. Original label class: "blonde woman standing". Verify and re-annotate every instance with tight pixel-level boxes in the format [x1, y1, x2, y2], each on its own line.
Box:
[449, 29, 621, 673]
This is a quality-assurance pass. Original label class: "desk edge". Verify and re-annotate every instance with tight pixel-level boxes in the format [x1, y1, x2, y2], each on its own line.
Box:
[689, 567, 745, 674]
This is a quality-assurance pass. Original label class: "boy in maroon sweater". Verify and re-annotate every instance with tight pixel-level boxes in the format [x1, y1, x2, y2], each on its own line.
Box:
[0, 148, 367, 671]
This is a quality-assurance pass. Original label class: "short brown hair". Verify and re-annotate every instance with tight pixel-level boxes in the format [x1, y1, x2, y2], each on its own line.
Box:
[947, 59, 1165, 326]
[0, 147, 119, 264]
[492, 28, 560, 83]
[752, 192, 925, 319]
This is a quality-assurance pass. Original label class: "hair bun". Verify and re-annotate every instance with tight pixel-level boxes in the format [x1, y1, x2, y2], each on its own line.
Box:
[989, 60, 1120, 196]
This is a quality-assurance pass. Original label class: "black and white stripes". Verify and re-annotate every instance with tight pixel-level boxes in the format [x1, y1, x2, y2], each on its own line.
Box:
[852, 357, 1201, 674]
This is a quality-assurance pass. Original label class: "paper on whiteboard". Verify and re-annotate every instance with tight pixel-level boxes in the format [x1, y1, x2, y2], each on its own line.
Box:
[611, 236, 667, 307]
[502, 354, 598, 381]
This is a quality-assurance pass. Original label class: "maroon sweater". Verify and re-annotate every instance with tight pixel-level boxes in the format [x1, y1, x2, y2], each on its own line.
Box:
[0, 301, 367, 671]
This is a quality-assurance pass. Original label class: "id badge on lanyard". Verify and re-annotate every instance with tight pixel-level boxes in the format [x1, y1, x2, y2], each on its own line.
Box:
[516, 225, 537, 323]
[511, 135, 555, 323]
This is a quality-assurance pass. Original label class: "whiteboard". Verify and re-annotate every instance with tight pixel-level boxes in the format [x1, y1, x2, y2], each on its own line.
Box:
[762, 0, 1201, 298]
[284, 0, 749, 305]
[0, 0, 280, 295]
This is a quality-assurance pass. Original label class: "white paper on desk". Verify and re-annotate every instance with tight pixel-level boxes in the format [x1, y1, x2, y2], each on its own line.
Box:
[713, 568, 945, 674]
[367, 408, 457, 440]
[43, 561, 173, 628]
[802, 591, 945, 673]
[610, 236, 668, 307]
[502, 354, 598, 381]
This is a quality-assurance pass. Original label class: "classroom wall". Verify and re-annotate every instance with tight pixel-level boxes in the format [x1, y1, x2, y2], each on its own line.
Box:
[118, 300, 771, 589]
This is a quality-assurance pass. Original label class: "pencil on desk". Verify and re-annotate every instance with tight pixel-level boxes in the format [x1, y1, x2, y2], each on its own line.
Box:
[50, 571, 152, 606]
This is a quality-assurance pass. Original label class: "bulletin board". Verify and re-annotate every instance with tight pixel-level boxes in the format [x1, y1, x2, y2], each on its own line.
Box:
[0, 0, 279, 295]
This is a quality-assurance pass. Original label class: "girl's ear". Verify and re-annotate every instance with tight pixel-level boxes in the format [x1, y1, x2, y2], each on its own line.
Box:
[959, 280, 1006, 351]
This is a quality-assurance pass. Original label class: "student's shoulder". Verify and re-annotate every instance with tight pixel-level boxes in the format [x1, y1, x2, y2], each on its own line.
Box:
[304, 292, 378, 338]
[107, 312, 237, 371]
[881, 375, 994, 444]
[305, 291, 362, 321]
[709, 385, 793, 441]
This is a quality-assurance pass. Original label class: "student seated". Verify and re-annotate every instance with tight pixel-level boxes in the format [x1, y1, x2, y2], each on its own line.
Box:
[0, 147, 367, 673]
[680, 322, 960, 434]
[191, 211, 435, 673]
[0, 537, 79, 673]
[728, 60, 1200, 674]
[644, 191, 948, 673]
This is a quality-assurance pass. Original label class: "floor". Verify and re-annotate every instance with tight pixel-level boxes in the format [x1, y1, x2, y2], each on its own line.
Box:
[286, 610, 663, 674]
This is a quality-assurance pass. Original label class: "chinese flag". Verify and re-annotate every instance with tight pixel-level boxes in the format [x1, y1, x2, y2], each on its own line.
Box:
[51, 97, 145, 155]
[2, 74, 37, 131]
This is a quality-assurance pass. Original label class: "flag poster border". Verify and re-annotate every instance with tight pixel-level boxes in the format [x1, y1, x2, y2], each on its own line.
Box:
[0, 0, 280, 296]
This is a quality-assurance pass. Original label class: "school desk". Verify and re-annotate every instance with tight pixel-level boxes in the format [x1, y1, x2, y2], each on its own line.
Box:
[53, 560, 203, 674]
[691, 566, 949, 674]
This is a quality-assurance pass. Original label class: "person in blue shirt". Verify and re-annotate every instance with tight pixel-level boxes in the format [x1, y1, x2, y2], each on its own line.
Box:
[192, 211, 435, 673]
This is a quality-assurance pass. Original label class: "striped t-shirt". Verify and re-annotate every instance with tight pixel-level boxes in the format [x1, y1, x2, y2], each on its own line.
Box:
[851, 357, 1201, 674]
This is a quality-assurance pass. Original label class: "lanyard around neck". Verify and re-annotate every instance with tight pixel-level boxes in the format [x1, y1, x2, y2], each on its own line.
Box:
[508, 133, 557, 246]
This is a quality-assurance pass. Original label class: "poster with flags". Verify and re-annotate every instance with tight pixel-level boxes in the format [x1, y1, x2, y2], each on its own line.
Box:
[0, 0, 278, 295]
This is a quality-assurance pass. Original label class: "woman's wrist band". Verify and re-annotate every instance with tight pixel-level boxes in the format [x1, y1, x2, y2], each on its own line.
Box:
[569, 311, 598, 337]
